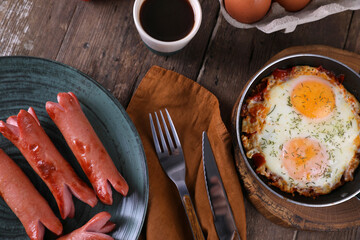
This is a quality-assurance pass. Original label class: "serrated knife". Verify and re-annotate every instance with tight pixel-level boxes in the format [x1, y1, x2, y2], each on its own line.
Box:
[202, 131, 241, 240]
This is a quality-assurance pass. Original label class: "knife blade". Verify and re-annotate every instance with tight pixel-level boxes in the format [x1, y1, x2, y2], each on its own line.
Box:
[202, 131, 241, 240]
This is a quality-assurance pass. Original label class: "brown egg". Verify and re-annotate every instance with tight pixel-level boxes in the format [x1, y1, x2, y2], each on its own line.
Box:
[224, 0, 272, 24]
[276, 0, 311, 12]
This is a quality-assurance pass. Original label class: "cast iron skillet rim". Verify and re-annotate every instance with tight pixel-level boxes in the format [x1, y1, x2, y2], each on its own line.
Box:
[235, 53, 360, 207]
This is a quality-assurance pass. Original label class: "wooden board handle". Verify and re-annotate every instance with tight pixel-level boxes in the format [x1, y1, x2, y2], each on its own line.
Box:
[231, 230, 241, 240]
[183, 195, 205, 240]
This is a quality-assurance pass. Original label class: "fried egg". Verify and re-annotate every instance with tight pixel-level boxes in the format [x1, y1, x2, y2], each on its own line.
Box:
[241, 66, 360, 197]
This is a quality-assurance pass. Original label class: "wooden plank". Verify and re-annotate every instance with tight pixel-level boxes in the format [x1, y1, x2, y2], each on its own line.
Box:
[345, 11, 360, 55]
[244, 198, 295, 240]
[55, 0, 219, 107]
[296, 228, 360, 240]
[197, 11, 353, 128]
[0, 0, 76, 58]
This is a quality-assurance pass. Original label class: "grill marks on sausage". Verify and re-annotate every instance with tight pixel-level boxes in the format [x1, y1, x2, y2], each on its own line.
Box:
[0, 149, 63, 239]
[0, 108, 98, 219]
[46, 92, 129, 205]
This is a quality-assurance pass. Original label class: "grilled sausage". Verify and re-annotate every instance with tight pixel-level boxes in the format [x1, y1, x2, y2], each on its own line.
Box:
[46, 92, 129, 205]
[0, 149, 63, 239]
[0, 108, 98, 219]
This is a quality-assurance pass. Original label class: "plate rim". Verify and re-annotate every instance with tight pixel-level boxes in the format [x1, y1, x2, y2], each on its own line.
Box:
[0, 55, 149, 240]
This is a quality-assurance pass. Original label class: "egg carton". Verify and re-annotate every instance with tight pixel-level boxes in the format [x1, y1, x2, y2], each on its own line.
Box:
[219, 0, 360, 33]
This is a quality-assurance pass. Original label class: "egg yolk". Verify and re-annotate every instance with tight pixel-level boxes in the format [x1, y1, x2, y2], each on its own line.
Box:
[281, 138, 328, 182]
[291, 78, 335, 119]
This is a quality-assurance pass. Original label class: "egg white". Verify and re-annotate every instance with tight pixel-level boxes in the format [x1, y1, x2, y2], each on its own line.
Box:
[257, 75, 360, 190]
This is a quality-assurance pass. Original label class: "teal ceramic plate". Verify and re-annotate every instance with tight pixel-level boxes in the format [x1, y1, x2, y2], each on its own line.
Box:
[0, 56, 148, 239]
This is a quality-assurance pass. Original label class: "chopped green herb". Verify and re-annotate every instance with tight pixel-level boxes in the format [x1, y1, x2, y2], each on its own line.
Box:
[267, 105, 277, 116]
[287, 96, 292, 107]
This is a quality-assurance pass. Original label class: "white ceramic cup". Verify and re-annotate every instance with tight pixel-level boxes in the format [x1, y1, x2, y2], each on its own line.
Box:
[133, 0, 202, 54]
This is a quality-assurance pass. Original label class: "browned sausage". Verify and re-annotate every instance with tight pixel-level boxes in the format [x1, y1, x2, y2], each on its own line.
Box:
[0, 108, 98, 219]
[46, 92, 129, 205]
[0, 149, 63, 239]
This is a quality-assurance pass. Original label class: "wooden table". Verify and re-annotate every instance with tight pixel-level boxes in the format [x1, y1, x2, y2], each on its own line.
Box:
[1, 0, 360, 239]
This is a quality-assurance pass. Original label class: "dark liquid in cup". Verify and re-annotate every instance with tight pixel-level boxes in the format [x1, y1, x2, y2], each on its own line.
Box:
[140, 0, 195, 42]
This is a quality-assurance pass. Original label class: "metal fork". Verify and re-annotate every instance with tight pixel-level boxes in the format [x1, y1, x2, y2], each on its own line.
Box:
[149, 108, 204, 240]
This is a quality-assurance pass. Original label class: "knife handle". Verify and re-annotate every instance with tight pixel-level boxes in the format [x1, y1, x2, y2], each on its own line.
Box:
[182, 195, 205, 240]
[231, 230, 241, 240]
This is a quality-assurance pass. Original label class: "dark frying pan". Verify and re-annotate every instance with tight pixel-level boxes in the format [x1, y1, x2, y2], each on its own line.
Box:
[235, 54, 360, 207]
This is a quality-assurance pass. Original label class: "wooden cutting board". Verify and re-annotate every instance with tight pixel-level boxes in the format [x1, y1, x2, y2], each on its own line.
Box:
[231, 45, 360, 231]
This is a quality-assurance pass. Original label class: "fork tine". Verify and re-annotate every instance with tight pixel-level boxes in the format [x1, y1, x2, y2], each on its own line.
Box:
[159, 110, 175, 151]
[155, 112, 169, 154]
[165, 108, 181, 148]
[149, 113, 162, 154]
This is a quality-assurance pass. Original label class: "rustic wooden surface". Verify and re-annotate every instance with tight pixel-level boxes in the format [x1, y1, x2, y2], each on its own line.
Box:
[1, 0, 360, 239]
